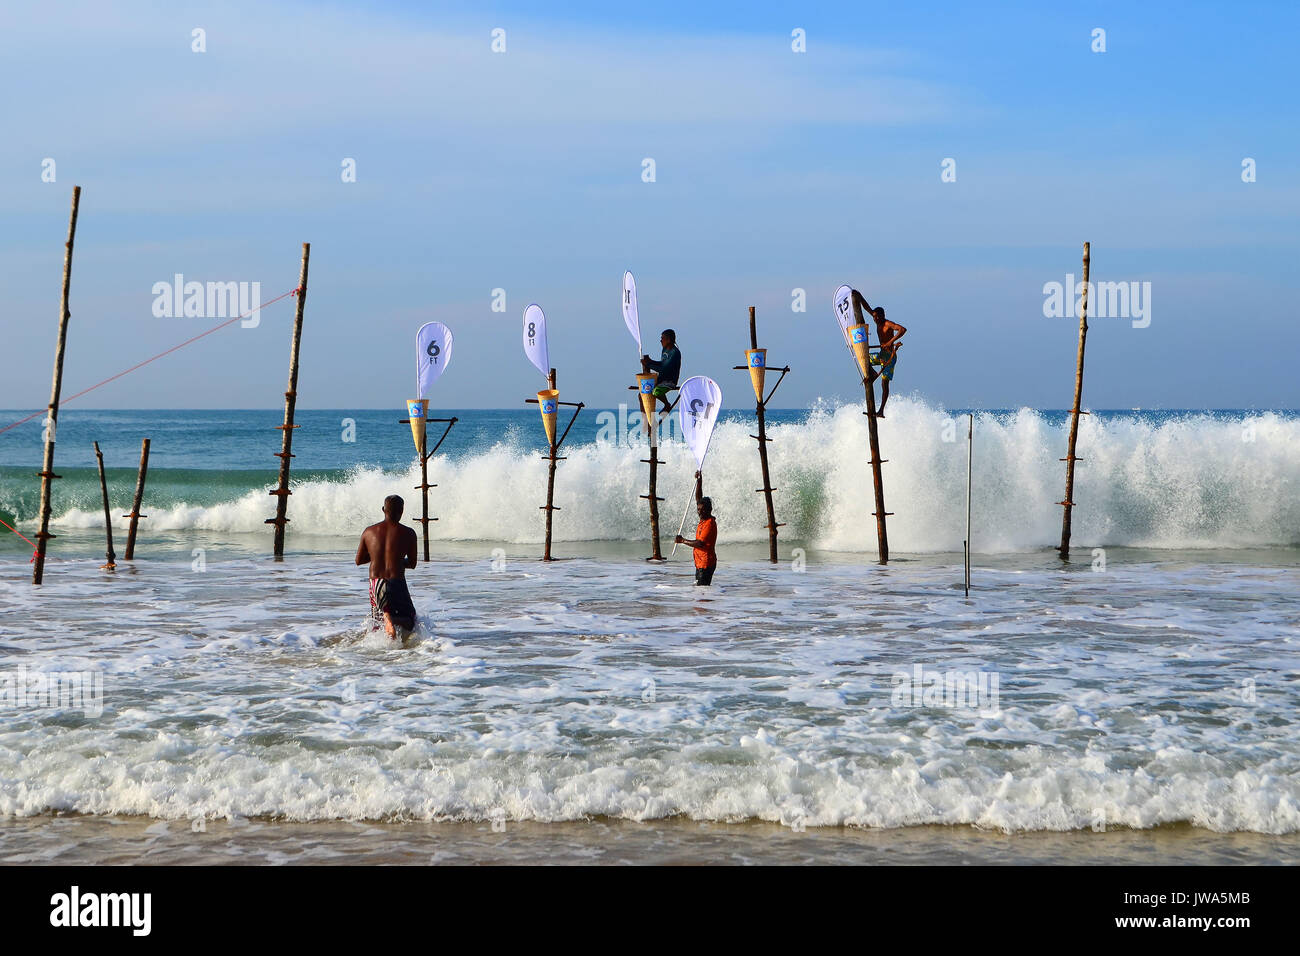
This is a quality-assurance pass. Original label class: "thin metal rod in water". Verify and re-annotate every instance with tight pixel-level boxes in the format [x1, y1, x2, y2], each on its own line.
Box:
[33, 185, 81, 585]
[965, 413, 973, 595]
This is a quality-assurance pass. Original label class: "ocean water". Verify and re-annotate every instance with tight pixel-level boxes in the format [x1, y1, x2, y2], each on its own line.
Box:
[1, 402, 1298, 862]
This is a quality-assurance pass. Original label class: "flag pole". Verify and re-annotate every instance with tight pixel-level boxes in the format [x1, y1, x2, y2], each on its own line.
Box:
[32, 185, 81, 585]
[670, 454, 710, 558]
[670, 487, 694, 557]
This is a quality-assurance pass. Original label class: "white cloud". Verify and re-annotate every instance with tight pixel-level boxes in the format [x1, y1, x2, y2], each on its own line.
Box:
[1, 1, 967, 156]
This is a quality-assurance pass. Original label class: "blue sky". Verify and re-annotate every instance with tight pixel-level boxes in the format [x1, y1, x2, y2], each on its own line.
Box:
[2, 0, 1297, 412]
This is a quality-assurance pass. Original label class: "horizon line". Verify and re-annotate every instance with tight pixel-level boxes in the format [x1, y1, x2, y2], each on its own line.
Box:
[3, 406, 1297, 414]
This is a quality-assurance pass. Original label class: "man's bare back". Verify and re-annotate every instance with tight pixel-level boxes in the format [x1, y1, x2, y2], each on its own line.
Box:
[355, 520, 417, 579]
[355, 495, 419, 638]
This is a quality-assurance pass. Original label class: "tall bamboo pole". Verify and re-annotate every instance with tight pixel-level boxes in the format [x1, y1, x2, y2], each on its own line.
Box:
[397, 414, 457, 561]
[744, 307, 786, 563]
[1059, 242, 1090, 560]
[122, 437, 150, 560]
[419, 453, 431, 560]
[93, 441, 116, 570]
[851, 294, 890, 564]
[643, 424, 666, 561]
[33, 185, 81, 585]
[527, 372, 582, 561]
[267, 243, 309, 559]
[863, 376, 889, 564]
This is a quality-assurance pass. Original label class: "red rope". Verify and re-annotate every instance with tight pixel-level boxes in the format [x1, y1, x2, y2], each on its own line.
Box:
[0, 515, 42, 562]
[0, 286, 300, 436]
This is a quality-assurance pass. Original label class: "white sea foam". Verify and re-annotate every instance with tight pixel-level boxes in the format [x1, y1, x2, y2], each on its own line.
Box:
[1, 551, 1297, 833]
[45, 401, 1300, 552]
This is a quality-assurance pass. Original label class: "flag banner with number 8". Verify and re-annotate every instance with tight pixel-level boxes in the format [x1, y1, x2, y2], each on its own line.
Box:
[523, 304, 550, 380]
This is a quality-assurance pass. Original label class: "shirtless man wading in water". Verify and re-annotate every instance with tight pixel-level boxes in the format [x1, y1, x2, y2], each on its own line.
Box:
[355, 494, 419, 640]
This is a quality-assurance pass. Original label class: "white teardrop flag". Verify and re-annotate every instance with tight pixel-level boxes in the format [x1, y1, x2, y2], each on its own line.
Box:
[522, 304, 549, 379]
[622, 271, 642, 358]
[677, 375, 723, 468]
[834, 284, 874, 378]
[833, 284, 855, 349]
[416, 321, 454, 398]
[671, 375, 723, 556]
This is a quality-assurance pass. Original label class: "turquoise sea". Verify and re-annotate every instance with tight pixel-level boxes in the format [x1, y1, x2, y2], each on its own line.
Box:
[1, 402, 1298, 863]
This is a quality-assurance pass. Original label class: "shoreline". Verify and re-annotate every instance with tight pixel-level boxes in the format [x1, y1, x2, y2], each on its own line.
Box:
[3, 815, 1298, 865]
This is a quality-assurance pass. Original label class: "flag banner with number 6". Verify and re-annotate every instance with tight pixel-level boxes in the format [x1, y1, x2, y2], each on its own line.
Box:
[522, 304, 550, 380]
[416, 321, 454, 398]
[622, 271, 642, 358]
[677, 375, 723, 468]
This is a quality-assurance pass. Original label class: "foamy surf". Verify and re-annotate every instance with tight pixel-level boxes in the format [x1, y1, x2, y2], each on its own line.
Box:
[27, 401, 1300, 553]
[1, 549, 1297, 834]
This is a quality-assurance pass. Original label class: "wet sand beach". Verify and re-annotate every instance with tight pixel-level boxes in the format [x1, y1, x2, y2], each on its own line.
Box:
[4, 815, 1298, 865]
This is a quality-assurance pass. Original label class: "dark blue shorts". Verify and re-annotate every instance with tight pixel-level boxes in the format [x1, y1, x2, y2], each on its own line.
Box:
[369, 577, 417, 631]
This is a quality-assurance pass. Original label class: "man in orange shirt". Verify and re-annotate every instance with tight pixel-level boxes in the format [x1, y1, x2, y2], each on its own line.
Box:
[675, 470, 717, 586]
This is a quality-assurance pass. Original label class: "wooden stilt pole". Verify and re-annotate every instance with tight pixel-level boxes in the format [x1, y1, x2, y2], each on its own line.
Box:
[527, 370, 583, 561]
[543, 369, 558, 560]
[396, 415, 458, 562]
[851, 295, 890, 564]
[421, 418, 456, 561]
[630, 381, 676, 562]
[1059, 242, 1090, 561]
[732, 306, 789, 564]
[93, 441, 116, 570]
[267, 242, 309, 559]
[863, 377, 890, 564]
[419, 453, 431, 561]
[122, 437, 150, 560]
[643, 425, 666, 561]
[33, 185, 81, 585]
